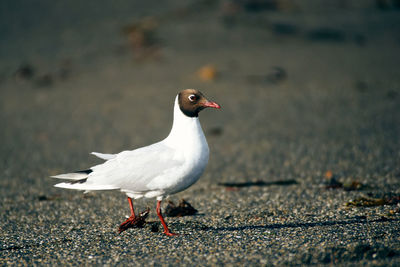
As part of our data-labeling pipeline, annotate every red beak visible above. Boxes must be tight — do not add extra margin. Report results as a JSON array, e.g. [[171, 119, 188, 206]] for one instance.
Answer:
[[203, 101, 221, 109]]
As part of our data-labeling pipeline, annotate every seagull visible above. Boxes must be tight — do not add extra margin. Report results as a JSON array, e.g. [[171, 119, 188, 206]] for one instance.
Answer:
[[51, 89, 221, 236]]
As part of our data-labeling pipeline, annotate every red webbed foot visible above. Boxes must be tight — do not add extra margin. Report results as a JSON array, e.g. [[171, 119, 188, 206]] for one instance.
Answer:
[[118, 208, 149, 233], [163, 231, 178, 236]]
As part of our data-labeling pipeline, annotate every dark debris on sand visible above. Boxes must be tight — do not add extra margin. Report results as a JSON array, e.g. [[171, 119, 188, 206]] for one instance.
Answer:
[[346, 196, 400, 207], [323, 170, 367, 191]]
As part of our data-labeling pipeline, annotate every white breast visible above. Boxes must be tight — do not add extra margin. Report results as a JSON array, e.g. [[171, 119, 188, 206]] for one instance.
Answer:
[[147, 96, 210, 195]]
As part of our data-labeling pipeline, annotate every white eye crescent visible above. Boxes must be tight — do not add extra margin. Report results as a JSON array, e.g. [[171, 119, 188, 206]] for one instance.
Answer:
[[188, 94, 197, 102]]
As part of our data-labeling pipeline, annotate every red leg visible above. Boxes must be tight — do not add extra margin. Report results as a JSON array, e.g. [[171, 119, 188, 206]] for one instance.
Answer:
[[119, 197, 137, 233], [156, 200, 177, 236], [128, 197, 135, 218]]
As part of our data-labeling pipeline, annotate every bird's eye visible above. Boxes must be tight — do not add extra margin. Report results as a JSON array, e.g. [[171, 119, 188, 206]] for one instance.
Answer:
[[188, 94, 197, 102]]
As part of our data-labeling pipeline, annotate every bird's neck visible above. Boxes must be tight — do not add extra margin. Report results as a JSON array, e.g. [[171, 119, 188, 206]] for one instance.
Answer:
[[163, 96, 206, 148]]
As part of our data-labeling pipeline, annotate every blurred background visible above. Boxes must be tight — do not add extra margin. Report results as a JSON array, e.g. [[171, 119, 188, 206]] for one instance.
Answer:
[[1, 0, 400, 265], [1, 0, 399, 189], [0, 0, 400, 188]]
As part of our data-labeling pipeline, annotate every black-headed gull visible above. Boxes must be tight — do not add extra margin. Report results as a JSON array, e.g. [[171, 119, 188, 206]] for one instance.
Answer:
[[51, 89, 220, 236]]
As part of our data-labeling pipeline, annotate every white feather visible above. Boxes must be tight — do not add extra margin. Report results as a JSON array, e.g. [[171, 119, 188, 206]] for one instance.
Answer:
[[91, 152, 116, 160], [50, 173, 89, 180], [54, 182, 118, 191]]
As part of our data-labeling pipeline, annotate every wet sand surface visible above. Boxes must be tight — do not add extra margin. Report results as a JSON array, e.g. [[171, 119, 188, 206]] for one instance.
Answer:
[[1, 1, 400, 265]]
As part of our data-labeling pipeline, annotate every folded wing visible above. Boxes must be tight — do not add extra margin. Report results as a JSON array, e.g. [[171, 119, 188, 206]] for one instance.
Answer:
[[53, 142, 184, 193]]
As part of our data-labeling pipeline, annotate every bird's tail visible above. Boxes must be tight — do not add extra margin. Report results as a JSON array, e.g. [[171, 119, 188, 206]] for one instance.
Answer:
[[51, 169, 91, 181], [50, 169, 118, 191], [51, 169, 91, 190]]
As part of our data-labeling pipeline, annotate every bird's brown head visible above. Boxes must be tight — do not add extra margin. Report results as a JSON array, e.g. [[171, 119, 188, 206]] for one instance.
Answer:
[[178, 89, 221, 118]]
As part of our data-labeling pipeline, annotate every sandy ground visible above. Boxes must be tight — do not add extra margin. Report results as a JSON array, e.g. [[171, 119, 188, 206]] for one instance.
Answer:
[[1, 0, 400, 265]]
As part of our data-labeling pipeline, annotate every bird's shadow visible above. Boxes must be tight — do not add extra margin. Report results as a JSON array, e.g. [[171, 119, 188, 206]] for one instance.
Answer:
[[198, 217, 397, 232], [218, 179, 298, 188]]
